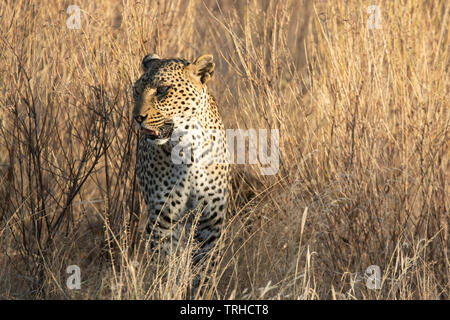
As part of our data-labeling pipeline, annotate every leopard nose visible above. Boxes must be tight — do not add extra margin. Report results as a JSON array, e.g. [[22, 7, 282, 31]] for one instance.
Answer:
[[134, 114, 147, 124]]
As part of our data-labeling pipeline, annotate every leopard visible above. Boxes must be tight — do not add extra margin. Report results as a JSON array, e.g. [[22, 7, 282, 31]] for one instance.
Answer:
[[132, 53, 229, 275]]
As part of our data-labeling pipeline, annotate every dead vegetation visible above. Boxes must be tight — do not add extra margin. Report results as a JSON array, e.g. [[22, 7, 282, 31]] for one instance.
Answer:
[[0, 0, 448, 299]]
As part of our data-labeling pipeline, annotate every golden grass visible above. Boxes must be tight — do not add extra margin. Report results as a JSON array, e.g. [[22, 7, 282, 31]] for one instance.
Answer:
[[0, 0, 448, 299]]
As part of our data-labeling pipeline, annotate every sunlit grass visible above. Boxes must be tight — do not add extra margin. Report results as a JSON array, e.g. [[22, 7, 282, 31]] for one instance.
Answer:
[[0, 0, 448, 299]]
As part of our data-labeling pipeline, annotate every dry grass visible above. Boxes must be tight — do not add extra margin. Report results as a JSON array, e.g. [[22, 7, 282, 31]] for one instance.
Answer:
[[0, 0, 448, 299]]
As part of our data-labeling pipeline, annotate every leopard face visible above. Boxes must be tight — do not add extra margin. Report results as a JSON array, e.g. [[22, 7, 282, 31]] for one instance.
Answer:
[[133, 54, 215, 145]]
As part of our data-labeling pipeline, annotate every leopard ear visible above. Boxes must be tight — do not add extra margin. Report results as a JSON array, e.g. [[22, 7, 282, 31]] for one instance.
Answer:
[[141, 53, 160, 72], [186, 54, 215, 85]]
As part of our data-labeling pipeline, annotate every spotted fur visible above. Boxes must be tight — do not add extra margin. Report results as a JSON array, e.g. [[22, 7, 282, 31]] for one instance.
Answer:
[[133, 54, 229, 266]]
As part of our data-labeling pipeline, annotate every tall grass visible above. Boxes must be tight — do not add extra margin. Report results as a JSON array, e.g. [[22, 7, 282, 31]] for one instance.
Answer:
[[0, 0, 448, 299]]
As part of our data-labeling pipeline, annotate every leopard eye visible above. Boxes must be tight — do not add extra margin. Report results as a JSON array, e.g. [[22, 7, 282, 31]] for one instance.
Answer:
[[133, 86, 140, 99], [156, 86, 170, 98]]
